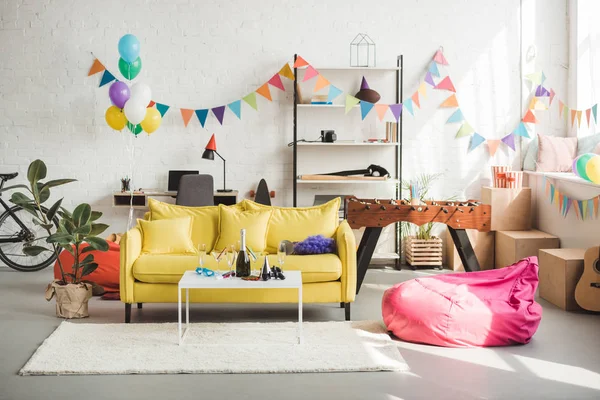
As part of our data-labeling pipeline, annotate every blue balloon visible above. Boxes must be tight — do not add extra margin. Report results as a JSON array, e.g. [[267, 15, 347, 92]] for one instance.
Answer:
[[118, 34, 140, 64]]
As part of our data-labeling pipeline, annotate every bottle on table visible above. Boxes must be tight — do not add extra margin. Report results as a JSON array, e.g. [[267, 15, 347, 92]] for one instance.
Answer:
[[236, 228, 251, 277]]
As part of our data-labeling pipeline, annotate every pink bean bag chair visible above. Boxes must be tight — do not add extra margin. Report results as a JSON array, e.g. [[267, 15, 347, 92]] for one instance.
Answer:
[[382, 257, 542, 347]]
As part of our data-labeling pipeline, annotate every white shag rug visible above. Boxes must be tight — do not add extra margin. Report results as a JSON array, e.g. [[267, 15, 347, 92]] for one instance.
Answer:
[[20, 320, 408, 375]]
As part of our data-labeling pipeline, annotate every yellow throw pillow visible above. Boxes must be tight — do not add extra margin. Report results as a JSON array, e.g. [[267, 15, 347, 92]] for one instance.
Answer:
[[138, 217, 196, 254], [244, 198, 341, 253], [214, 205, 273, 252], [148, 198, 244, 251]]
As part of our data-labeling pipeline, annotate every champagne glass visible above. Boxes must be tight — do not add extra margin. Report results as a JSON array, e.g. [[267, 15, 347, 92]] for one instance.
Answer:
[[226, 245, 236, 277], [277, 241, 287, 271], [212, 249, 224, 276], [197, 244, 206, 269]]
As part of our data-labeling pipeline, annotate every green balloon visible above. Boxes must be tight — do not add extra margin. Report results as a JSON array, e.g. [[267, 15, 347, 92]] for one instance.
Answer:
[[127, 121, 143, 135], [119, 57, 142, 80], [576, 153, 594, 181]]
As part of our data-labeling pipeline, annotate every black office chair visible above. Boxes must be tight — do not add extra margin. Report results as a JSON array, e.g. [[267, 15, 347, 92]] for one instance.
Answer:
[[176, 175, 214, 206]]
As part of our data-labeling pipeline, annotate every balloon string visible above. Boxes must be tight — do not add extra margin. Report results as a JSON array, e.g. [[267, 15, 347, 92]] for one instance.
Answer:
[[126, 132, 136, 232]]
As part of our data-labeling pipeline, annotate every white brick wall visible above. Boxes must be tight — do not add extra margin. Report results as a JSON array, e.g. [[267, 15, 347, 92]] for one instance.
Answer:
[[0, 0, 568, 237]]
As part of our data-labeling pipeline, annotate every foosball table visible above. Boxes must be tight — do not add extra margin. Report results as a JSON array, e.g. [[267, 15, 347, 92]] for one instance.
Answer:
[[345, 197, 492, 294]]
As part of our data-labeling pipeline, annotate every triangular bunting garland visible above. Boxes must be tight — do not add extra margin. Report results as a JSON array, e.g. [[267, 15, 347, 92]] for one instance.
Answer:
[[314, 75, 330, 92], [501, 133, 516, 151], [535, 85, 550, 97], [256, 83, 272, 101], [418, 82, 427, 98], [389, 104, 403, 121], [447, 109, 464, 123], [549, 89, 555, 105], [228, 100, 242, 119], [433, 50, 449, 65], [586, 109, 591, 126], [99, 70, 116, 87], [374, 104, 388, 121], [360, 101, 374, 120], [345, 95, 360, 113], [180, 109, 194, 127], [571, 109, 577, 126], [434, 76, 456, 92], [487, 140, 501, 157], [293, 56, 309, 68], [278, 63, 295, 80], [156, 103, 170, 117], [242, 93, 258, 110], [528, 97, 538, 110], [576, 110, 582, 127], [268, 74, 285, 91], [522, 110, 538, 124], [582, 200, 588, 220], [525, 72, 543, 86], [303, 66, 319, 82], [513, 122, 530, 138], [554, 189, 560, 206], [593, 104, 598, 123], [541, 72, 547, 85], [195, 109, 209, 127], [88, 59, 105, 76], [455, 122, 474, 138], [574, 200, 580, 219], [594, 197, 599, 218], [327, 85, 343, 103], [425, 72, 436, 87], [565, 198, 572, 217], [148, 100, 156, 108], [212, 106, 226, 125], [563, 105, 569, 121], [411, 91, 420, 108], [469, 133, 486, 151], [428, 62, 440, 77], [559, 100, 564, 116], [550, 185, 555, 204], [440, 94, 459, 108], [404, 98, 414, 116]]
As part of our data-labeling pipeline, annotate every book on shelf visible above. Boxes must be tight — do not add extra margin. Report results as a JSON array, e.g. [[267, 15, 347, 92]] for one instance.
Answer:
[[385, 122, 398, 143]]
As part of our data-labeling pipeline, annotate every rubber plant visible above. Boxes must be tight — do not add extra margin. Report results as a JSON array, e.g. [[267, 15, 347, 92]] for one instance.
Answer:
[[7, 160, 109, 318]]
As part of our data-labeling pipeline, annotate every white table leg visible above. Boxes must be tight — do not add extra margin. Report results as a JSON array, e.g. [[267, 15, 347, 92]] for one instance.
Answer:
[[178, 286, 182, 346], [298, 284, 303, 344]]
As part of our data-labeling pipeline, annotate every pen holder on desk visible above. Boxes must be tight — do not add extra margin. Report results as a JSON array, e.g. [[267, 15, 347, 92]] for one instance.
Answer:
[[409, 182, 420, 205], [120, 178, 131, 193]]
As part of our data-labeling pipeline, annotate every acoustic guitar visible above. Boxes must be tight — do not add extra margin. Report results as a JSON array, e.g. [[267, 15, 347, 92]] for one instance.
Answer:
[[575, 246, 600, 312]]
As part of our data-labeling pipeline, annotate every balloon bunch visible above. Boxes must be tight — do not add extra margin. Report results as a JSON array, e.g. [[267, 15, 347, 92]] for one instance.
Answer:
[[572, 153, 600, 184], [104, 34, 161, 136]]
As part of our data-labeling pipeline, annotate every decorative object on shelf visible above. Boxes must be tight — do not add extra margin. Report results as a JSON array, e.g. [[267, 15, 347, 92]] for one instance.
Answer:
[[120, 176, 131, 192], [544, 176, 600, 219], [320, 130, 337, 143], [201, 134, 232, 192], [350, 33, 376, 67], [504, 171, 523, 188], [572, 153, 600, 184], [354, 77, 381, 103], [310, 94, 331, 105], [491, 165, 510, 188], [302, 164, 390, 181]]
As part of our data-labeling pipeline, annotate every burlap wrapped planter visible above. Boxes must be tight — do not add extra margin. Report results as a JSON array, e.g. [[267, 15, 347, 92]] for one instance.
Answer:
[[45, 281, 93, 319]]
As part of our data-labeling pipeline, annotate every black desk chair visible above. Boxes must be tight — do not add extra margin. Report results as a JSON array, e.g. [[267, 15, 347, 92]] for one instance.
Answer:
[[176, 175, 214, 206]]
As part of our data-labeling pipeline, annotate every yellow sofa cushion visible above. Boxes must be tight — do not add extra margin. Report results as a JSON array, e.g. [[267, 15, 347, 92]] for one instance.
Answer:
[[138, 217, 196, 254], [214, 205, 273, 252], [244, 198, 341, 253], [132, 253, 342, 284], [148, 198, 244, 252]]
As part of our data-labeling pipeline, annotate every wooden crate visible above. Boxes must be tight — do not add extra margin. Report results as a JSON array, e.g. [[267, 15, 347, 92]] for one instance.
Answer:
[[405, 236, 443, 266]]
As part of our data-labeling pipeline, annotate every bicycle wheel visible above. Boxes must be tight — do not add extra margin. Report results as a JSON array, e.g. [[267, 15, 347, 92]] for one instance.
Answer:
[[0, 205, 59, 272]]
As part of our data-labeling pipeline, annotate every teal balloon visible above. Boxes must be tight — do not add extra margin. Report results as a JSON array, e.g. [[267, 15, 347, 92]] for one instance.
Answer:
[[119, 57, 142, 80], [127, 121, 143, 135], [118, 34, 140, 63], [576, 153, 595, 181]]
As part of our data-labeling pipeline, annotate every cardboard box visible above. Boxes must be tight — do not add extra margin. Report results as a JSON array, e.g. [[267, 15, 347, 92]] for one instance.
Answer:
[[444, 228, 495, 271], [495, 229, 559, 269], [538, 248, 586, 311], [481, 187, 532, 231]]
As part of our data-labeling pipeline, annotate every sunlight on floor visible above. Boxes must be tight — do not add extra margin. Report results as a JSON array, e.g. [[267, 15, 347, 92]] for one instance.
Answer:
[[513, 354, 600, 390]]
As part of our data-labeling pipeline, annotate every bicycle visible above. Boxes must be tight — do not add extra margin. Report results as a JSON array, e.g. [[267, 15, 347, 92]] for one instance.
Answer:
[[0, 172, 59, 271]]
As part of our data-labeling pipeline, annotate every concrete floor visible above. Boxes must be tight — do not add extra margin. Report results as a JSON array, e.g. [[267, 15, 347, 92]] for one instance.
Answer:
[[0, 266, 599, 400]]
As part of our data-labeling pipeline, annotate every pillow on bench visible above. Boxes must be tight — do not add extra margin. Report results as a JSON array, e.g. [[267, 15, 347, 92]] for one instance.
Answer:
[[536, 134, 577, 172]]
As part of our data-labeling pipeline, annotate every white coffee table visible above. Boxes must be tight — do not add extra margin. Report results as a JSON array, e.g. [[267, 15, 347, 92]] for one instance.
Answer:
[[177, 270, 303, 345]]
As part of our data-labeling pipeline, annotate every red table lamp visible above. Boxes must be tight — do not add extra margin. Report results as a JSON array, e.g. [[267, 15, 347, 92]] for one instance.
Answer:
[[201, 134, 232, 192]]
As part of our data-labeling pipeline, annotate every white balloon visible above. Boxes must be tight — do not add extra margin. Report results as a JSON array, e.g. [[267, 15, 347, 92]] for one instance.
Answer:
[[124, 100, 146, 125], [130, 83, 152, 106]]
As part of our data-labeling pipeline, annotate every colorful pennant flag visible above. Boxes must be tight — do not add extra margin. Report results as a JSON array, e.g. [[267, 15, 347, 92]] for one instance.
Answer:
[[279, 64, 295, 80], [212, 106, 226, 125], [228, 100, 242, 119], [522, 110, 538, 124], [576, 110, 582, 127], [513, 122, 530, 138], [440, 94, 459, 108], [487, 140, 501, 157], [535, 85, 550, 97], [447, 109, 464, 123], [501, 133, 516, 151], [314, 75, 330, 92], [293, 56, 309, 68], [195, 109, 209, 127], [327, 85, 343, 103], [435, 76, 456, 92], [404, 98, 414, 116], [433, 50, 449, 65], [303, 66, 319, 82], [268, 74, 285, 91], [429, 62, 440, 77], [242, 93, 258, 110], [374, 104, 388, 121], [559, 100, 564, 116], [156, 103, 170, 117], [360, 101, 374, 120], [411, 91, 420, 108], [525, 72, 543, 85], [549, 89, 555, 105], [256, 83, 272, 101], [99, 70, 116, 87], [418, 82, 427, 98], [148, 100, 156, 108], [550, 185, 555, 204], [594, 197, 599, 218], [586, 108, 591, 126], [345, 95, 360, 113], [88, 59, 105, 76], [563, 105, 569, 121], [455, 122, 474, 138], [389, 104, 403, 121], [593, 104, 598, 123], [469, 133, 486, 151], [571, 109, 577, 126], [180, 109, 194, 127], [425, 72, 436, 87], [582, 200, 588, 219]]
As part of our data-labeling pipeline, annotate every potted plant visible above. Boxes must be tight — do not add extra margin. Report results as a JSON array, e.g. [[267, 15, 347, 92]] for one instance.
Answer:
[[5, 160, 109, 318]]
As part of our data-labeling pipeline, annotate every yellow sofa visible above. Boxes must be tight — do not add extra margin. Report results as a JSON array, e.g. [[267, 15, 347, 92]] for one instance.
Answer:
[[120, 198, 357, 322]]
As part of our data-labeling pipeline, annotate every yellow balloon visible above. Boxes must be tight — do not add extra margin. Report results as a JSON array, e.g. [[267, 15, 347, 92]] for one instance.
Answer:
[[105, 106, 127, 130], [585, 155, 600, 184], [140, 107, 162, 134]]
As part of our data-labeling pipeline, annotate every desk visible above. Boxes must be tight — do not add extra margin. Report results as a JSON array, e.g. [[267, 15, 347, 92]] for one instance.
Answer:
[[112, 190, 239, 208]]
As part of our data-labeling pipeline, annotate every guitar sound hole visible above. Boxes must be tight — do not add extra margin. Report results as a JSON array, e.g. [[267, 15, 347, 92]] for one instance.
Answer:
[[594, 259, 600, 275]]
